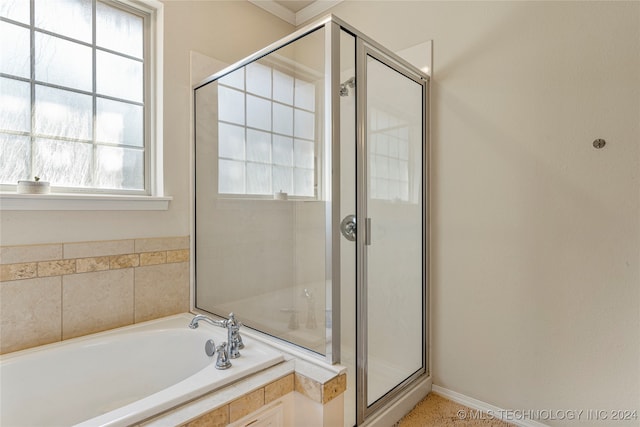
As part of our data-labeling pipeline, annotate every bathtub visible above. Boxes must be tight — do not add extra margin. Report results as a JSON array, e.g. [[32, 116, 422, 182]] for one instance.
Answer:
[[0, 313, 284, 427]]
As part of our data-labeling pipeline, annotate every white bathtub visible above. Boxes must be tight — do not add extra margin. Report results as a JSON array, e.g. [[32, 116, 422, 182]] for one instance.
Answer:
[[0, 313, 284, 427]]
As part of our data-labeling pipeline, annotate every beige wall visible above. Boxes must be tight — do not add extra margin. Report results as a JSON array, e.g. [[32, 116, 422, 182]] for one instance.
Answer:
[[323, 1, 640, 422], [0, 237, 190, 354], [0, 1, 293, 352], [0, 1, 294, 246]]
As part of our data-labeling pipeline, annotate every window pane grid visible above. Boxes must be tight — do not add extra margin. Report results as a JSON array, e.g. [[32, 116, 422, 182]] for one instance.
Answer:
[[0, 130, 142, 149], [1, 19, 144, 64], [225, 89, 316, 115], [0, 1, 147, 192], [217, 68, 316, 198], [218, 119, 314, 144], [0, 73, 145, 109]]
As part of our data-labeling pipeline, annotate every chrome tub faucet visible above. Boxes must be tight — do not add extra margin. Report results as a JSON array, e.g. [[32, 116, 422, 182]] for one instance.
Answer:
[[189, 313, 244, 359]]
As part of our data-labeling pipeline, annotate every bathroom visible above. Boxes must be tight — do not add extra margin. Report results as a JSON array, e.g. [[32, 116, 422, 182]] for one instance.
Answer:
[[0, 1, 638, 426]]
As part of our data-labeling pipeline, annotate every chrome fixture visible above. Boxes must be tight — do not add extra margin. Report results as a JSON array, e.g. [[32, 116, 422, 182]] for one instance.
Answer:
[[340, 76, 355, 97], [340, 214, 356, 241], [205, 339, 216, 357], [189, 313, 244, 359], [203, 337, 231, 369], [215, 342, 232, 369], [302, 288, 317, 329], [227, 313, 244, 357]]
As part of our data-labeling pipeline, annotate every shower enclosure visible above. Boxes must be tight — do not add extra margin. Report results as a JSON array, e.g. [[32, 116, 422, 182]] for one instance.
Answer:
[[194, 15, 429, 426]]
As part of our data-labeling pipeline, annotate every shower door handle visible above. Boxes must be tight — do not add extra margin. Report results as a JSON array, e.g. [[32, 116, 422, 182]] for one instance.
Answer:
[[340, 215, 372, 245], [340, 214, 356, 241]]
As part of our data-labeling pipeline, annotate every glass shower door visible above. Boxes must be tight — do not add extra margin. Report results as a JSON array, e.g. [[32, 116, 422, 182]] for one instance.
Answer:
[[357, 43, 427, 421]]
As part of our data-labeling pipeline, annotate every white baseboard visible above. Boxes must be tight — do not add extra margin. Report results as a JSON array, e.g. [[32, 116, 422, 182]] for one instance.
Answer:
[[432, 385, 548, 427]]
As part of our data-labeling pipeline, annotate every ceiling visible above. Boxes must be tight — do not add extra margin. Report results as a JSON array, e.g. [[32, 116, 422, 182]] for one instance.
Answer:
[[273, 0, 316, 13], [248, 0, 343, 26]]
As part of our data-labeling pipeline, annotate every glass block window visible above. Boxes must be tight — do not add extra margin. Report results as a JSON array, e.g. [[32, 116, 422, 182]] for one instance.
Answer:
[[0, 0, 148, 193], [369, 108, 412, 202], [217, 62, 317, 198]]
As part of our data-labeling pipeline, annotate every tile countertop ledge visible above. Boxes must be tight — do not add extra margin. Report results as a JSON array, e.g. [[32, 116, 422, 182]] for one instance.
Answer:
[[141, 357, 347, 426], [0, 193, 172, 211], [140, 361, 297, 426]]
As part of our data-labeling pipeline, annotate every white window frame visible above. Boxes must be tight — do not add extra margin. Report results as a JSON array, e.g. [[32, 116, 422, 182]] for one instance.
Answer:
[[0, 0, 168, 211]]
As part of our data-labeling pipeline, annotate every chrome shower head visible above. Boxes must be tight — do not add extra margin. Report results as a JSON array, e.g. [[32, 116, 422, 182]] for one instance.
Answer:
[[339, 77, 355, 97]]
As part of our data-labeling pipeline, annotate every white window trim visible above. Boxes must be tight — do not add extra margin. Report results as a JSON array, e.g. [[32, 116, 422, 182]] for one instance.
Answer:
[[0, 192, 171, 210], [0, 0, 166, 211], [138, 0, 164, 198]]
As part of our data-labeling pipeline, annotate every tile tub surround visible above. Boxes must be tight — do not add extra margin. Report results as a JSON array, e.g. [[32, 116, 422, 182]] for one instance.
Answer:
[[0, 237, 190, 354], [141, 358, 347, 427], [180, 374, 296, 426]]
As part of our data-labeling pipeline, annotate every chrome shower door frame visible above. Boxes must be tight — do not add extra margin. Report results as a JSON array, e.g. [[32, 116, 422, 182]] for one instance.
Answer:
[[194, 16, 343, 365], [193, 16, 430, 424], [354, 38, 430, 425]]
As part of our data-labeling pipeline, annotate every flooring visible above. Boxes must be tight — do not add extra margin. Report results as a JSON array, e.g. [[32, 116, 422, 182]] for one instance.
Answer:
[[398, 393, 513, 426]]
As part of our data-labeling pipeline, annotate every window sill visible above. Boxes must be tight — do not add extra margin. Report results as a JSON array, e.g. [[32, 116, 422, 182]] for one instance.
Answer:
[[0, 193, 172, 211]]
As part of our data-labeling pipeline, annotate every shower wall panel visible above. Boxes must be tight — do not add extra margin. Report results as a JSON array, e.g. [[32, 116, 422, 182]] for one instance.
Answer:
[[194, 27, 329, 355]]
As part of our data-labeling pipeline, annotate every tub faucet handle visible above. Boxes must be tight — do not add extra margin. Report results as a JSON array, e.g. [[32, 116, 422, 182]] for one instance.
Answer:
[[215, 342, 231, 370], [227, 313, 244, 358]]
